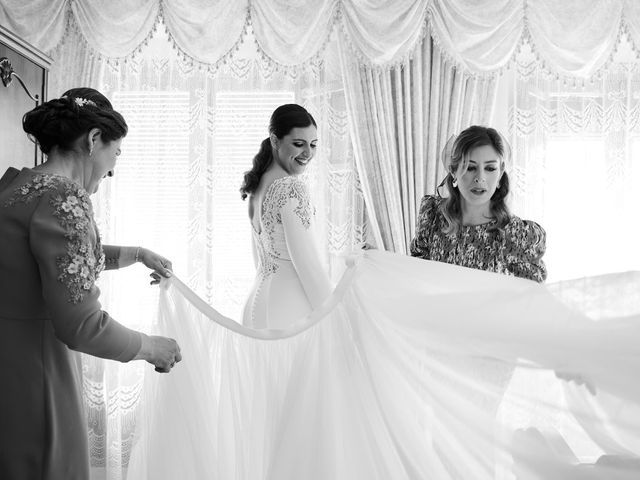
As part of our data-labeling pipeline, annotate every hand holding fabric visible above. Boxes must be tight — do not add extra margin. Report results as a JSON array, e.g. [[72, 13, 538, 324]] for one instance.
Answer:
[[134, 334, 182, 373], [138, 247, 173, 284]]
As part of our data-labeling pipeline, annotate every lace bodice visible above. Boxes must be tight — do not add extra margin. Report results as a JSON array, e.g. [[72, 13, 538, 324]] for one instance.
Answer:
[[253, 176, 314, 277], [244, 175, 332, 327]]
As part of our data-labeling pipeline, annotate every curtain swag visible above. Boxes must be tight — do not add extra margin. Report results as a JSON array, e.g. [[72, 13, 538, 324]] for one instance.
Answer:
[[2, 0, 640, 77]]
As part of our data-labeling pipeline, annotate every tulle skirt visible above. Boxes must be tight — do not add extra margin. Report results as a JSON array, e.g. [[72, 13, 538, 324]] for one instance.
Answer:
[[128, 250, 640, 479]]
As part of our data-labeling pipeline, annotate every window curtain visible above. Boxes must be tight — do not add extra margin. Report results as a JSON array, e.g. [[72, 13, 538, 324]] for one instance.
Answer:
[[339, 36, 496, 252], [5, 0, 640, 78], [507, 38, 640, 281], [496, 37, 640, 461]]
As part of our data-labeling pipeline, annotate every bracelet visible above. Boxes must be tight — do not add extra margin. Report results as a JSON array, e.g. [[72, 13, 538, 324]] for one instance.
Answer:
[[134, 247, 141, 262]]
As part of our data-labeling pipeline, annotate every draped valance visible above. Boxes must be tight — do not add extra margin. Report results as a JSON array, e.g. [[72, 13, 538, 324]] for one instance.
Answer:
[[1, 0, 639, 77]]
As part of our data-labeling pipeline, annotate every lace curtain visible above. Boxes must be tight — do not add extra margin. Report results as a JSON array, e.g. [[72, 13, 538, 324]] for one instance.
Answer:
[[47, 25, 366, 478], [507, 37, 640, 281]]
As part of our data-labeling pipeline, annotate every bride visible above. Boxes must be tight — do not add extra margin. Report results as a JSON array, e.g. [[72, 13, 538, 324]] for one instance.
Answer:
[[239, 104, 331, 329], [127, 105, 640, 480]]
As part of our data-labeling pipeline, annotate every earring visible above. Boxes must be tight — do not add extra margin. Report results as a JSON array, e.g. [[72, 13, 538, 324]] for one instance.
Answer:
[[89, 146, 94, 157], [452, 178, 458, 188]]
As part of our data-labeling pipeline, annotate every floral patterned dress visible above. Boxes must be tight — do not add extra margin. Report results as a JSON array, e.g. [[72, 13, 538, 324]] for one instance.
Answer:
[[410, 195, 547, 283], [0, 168, 142, 480]]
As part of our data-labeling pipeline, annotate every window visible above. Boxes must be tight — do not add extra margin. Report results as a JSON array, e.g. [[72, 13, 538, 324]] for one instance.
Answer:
[[110, 91, 190, 262], [508, 64, 640, 281], [542, 138, 606, 280], [542, 137, 640, 280], [96, 91, 191, 329]]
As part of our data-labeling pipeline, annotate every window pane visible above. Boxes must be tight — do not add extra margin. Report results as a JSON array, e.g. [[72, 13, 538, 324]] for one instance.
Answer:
[[543, 138, 606, 280], [95, 91, 191, 329], [543, 137, 640, 280]]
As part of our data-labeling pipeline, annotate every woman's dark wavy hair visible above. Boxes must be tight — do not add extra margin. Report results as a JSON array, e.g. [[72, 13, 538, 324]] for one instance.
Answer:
[[440, 125, 510, 235], [22, 87, 127, 155], [240, 104, 316, 200]]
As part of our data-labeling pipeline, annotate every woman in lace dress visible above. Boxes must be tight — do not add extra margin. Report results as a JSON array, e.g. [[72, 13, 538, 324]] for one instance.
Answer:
[[0, 88, 182, 480], [240, 104, 332, 329], [410, 125, 546, 282]]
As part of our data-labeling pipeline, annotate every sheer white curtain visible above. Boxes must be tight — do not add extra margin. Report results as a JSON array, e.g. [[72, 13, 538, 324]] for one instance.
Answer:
[[339, 35, 496, 252], [506, 37, 640, 281], [488, 36, 640, 465]]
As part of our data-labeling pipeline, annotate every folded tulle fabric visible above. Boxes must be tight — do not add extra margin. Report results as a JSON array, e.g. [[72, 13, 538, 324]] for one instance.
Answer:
[[128, 250, 640, 479]]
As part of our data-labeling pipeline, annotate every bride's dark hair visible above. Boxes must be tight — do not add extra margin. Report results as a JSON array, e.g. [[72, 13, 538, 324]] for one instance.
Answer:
[[240, 104, 316, 200]]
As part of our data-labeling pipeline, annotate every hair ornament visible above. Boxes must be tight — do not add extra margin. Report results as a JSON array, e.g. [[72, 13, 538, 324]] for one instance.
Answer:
[[73, 97, 97, 108]]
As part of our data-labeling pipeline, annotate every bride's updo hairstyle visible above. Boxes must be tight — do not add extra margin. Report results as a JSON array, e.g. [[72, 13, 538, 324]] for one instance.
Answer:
[[240, 103, 316, 200], [22, 87, 127, 155]]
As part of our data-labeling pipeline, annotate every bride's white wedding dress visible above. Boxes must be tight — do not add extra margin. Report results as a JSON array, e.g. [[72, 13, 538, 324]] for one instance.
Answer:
[[128, 176, 640, 479], [242, 176, 332, 329]]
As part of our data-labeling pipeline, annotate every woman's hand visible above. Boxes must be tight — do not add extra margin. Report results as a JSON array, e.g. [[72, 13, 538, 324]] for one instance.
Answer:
[[138, 247, 173, 284], [135, 334, 182, 373]]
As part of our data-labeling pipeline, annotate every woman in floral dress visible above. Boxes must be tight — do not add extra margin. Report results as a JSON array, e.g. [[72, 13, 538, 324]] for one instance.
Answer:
[[0, 88, 182, 480], [410, 125, 546, 282], [410, 125, 547, 429]]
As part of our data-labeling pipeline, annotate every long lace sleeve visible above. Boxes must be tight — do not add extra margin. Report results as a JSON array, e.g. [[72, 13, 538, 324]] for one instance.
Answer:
[[279, 178, 332, 309], [28, 180, 141, 361]]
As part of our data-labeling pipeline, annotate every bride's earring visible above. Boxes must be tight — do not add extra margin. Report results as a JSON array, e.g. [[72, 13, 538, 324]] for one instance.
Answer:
[[452, 177, 458, 188]]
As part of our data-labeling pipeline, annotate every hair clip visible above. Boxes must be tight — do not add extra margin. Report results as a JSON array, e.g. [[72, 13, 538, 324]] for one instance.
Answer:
[[74, 97, 97, 108]]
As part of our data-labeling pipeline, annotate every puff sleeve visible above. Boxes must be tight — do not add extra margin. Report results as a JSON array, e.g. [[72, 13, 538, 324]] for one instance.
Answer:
[[410, 195, 438, 259], [504, 220, 548, 283]]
